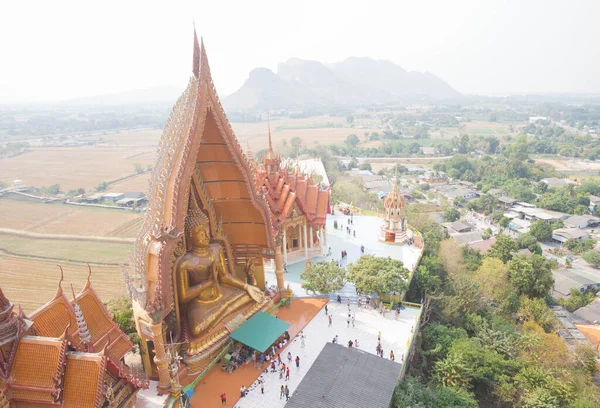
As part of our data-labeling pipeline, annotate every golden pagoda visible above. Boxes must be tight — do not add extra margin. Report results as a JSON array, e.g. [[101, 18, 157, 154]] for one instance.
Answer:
[[122, 30, 289, 392], [379, 174, 408, 244]]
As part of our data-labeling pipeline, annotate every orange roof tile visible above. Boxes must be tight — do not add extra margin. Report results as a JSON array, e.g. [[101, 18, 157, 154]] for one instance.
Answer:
[[62, 352, 105, 408], [9, 336, 66, 404], [29, 289, 78, 342], [304, 185, 318, 215], [76, 285, 133, 362]]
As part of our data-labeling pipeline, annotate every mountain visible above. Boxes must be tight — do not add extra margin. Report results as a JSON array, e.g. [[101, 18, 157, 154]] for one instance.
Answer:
[[223, 57, 460, 111], [58, 85, 182, 106]]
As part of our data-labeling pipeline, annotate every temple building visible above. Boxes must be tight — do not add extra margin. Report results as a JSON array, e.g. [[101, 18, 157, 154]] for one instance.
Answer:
[[255, 126, 330, 263], [0, 273, 146, 407], [379, 177, 409, 244], [122, 30, 296, 394]]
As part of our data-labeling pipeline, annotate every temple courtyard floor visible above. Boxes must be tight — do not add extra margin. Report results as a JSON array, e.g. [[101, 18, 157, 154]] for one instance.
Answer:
[[265, 213, 422, 303], [181, 298, 419, 408]]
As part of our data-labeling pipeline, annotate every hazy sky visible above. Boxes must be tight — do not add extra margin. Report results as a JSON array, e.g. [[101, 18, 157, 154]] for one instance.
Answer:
[[1, 0, 599, 103]]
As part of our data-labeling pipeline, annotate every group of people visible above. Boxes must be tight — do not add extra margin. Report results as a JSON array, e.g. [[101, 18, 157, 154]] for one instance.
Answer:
[[231, 329, 303, 404]]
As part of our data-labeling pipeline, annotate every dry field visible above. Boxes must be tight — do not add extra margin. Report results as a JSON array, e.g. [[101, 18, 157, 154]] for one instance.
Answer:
[[535, 157, 600, 172], [0, 256, 126, 314], [0, 200, 143, 238], [0, 146, 156, 191], [462, 121, 515, 139], [106, 173, 151, 194], [0, 233, 131, 264], [232, 117, 380, 151], [92, 128, 162, 147]]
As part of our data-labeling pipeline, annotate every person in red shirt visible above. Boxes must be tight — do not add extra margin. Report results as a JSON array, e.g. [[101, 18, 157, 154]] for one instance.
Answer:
[[277, 353, 282, 365], [286, 367, 290, 381], [220, 392, 226, 405], [295, 356, 300, 368]]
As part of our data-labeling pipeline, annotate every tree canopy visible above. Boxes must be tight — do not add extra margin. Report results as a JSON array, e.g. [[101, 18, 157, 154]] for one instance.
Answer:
[[508, 254, 555, 299], [347, 255, 410, 296], [300, 260, 346, 294], [530, 220, 553, 242]]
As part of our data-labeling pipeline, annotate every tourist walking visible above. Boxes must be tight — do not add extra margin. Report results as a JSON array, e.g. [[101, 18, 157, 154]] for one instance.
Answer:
[[300, 331, 305, 347], [277, 353, 282, 365], [287, 351, 292, 364], [220, 392, 226, 405], [351, 314, 355, 327], [378, 331, 381, 342], [285, 385, 290, 401], [286, 367, 290, 381], [328, 315, 332, 327], [347, 315, 350, 327], [355, 339, 359, 348], [390, 350, 395, 361], [280, 385, 285, 399], [261, 381, 265, 394], [347, 298, 351, 310], [240, 385, 246, 398], [295, 356, 300, 368], [348, 339, 353, 348], [325, 304, 328, 315]]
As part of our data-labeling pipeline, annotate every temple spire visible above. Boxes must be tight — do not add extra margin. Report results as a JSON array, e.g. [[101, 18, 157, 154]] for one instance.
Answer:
[[192, 27, 200, 78], [71, 284, 92, 351], [0, 287, 13, 321], [267, 113, 274, 154], [393, 164, 400, 191]]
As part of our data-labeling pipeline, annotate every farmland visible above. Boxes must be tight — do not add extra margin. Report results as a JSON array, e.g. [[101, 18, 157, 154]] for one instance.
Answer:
[[0, 256, 125, 314]]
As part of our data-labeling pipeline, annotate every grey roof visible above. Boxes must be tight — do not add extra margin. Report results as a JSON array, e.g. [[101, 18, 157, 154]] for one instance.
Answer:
[[451, 231, 483, 244], [564, 215, 600, 229], [447, 221, 474, 233], [573, 298, 600, 323], [286, 343, 401, 408]]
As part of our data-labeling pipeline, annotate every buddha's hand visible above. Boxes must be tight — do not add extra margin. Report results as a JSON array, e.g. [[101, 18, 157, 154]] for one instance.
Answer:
[[245, 284, 264, 302]]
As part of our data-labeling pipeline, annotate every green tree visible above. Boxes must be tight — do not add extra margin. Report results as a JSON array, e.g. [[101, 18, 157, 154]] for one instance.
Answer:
[[346, 114, 354, 124], [499, 216, 510, 228], [394, 376, 478, 408], [345, 134, 360, 146], [558, 288, 596, 312], [358, 162, 372, 171], [96, 181, 108, 192], [40, 184, 60, 195], [105, 296, 140, 346], [487, 234, 518, 263], [443, 207, 460, 222], [300, 261, 346, 294], [530, 221, 553, 242], [574, 204, 589, 215], [347, 255, 410, 297], [583, 250, 600, 267], [290, 136, 303, 155], [509, 255, 554, 299]]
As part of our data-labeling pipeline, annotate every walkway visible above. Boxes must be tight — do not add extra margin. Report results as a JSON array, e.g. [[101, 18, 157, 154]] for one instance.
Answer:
[[233, 301, 419, 408]]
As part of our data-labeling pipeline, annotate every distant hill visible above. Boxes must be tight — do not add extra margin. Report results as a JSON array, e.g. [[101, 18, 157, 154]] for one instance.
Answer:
[[59, 85, 182, 106], [224, 57, 461, 111]]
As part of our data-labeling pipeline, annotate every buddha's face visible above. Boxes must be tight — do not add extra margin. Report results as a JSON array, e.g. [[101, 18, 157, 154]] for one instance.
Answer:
[[189, 225, 209, 248]]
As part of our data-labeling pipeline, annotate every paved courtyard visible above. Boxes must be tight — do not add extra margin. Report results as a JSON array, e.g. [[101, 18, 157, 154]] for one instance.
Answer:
[[232, 301, 420, 408], [265, 213, 422, 299]]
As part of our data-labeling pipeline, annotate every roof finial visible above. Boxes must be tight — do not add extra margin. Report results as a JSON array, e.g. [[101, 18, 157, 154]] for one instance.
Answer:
[[394, 164, 400, 190], [192, 26, 200, 78], [57, 265, 64, 290], [267, 112, 273, 154]]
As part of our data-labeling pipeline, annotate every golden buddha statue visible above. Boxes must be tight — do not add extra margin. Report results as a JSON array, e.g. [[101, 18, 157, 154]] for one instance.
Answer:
[[176, 209, 263, 338]]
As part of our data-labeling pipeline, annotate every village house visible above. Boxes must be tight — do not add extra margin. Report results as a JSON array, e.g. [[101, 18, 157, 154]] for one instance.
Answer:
[[552, 228, 590, 244], [563, 215, 600, 229]]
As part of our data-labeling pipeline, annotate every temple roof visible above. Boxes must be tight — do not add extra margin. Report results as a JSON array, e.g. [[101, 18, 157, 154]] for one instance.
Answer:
[[9, 336, 67, 405], [62, 351, 106, 408], [257, 163, 330, 227], [30, 280, 133, 362]]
